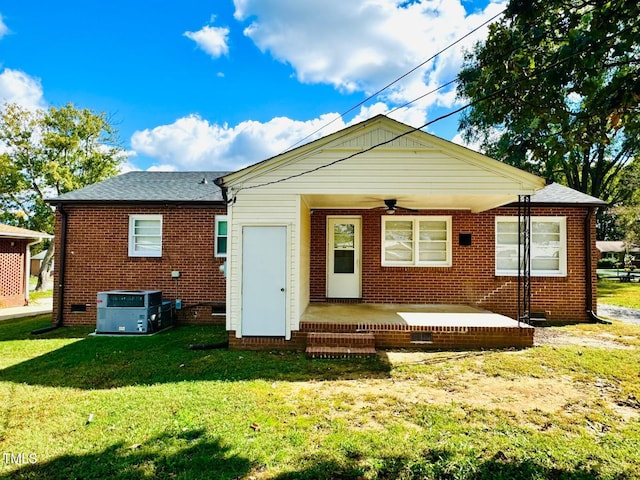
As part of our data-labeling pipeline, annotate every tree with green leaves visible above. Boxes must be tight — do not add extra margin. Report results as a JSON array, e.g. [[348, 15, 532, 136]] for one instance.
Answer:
[[456, 0, 640, 238], [0, 102, 124, 290]]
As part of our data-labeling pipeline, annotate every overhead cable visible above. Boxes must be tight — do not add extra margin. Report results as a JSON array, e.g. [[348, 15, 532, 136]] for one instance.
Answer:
[[281, 8, 507, 152]]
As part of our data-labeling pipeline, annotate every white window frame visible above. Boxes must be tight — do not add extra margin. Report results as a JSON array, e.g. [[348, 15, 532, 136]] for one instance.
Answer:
[[495, 216, 567, 277], [215, 215, 228, 258], [381, 216, 452, 267], [128, 214, 162, 257]]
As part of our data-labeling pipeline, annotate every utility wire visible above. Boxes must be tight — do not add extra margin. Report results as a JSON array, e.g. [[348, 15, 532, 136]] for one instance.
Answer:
[[280, 8, 507, 153], [384, 78, 458, 117], [230, 21, 636, 196]]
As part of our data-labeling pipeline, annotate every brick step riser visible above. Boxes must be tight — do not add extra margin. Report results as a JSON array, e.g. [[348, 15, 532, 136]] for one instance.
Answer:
[[305, 346, 377, 359], [306, 333, 376, 349], [307, 353, 377, 359]]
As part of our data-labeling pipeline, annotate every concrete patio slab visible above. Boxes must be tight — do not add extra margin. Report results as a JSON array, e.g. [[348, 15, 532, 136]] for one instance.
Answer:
[[301, 303, 529, 328]]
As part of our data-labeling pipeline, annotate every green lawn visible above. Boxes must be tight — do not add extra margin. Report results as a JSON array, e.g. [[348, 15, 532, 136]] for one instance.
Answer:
[[0, 314, 639, 479], [598, 278, 640, 309]]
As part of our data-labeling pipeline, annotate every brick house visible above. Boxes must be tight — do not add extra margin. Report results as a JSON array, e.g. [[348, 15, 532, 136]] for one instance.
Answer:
[[0, 224, 52, 308], [49, 115, 606, 351]]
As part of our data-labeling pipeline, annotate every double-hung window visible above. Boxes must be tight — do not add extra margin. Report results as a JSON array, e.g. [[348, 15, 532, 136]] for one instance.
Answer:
[[382, 216, 452, 267], [495, 216, 567, 276], [128, 215, 162, 257], [215, 215, 228, 257]]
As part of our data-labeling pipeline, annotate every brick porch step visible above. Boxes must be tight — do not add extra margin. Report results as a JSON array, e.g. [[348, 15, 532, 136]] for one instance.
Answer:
[[305, 345, 377, 359], [305, 332, 377, 358]]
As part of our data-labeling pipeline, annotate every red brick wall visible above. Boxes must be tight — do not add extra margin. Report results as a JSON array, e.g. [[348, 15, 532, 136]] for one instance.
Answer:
[[0, 239, 27, 308], [52, 205, 227, 326], [311, 206, 595, 322]]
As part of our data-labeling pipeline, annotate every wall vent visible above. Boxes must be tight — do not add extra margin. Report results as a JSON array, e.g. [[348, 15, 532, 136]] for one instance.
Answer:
[[410, 332, 433, 343]]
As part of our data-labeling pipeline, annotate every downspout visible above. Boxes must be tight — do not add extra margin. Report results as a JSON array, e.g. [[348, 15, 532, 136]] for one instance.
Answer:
[[189, 176, 230, 350], [584, 207, 611, 324], [31, 203, 68, 334]]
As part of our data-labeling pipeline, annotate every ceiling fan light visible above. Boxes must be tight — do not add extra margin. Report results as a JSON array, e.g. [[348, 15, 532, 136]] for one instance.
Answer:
[[384, 198, 397, 215]]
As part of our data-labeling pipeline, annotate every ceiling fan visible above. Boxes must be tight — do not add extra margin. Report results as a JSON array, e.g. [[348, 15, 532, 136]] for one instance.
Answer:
[[379, 199, 418, 215]]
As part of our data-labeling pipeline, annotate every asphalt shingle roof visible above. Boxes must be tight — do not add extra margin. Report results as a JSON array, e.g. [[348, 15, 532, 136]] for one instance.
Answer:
[[530, 182, 607, 206], [49, 171, 606, 207], [49, 171, 230, 203], [0, 224, 52, 239]]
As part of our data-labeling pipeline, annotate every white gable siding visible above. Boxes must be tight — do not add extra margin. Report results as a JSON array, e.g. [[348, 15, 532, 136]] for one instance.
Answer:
[[331, 127, 428, 149], [229, 150, 537, 200]]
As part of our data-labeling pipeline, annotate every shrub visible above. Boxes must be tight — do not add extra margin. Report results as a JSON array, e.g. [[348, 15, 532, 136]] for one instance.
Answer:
[[598, 257, 620, 269]]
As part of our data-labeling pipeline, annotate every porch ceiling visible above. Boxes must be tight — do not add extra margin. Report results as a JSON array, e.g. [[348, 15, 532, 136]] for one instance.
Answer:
[[303, 193, 520, 213]]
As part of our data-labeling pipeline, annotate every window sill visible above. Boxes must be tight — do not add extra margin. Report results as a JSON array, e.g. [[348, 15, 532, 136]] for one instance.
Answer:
[[495, 273, 567, 278], [382, 264, 452, 268]]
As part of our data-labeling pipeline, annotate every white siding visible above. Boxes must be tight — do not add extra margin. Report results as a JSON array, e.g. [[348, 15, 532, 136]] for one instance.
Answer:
[[227, 192, 300, 338], [297, 197, 311, 330], [230, 150, 538, 198]]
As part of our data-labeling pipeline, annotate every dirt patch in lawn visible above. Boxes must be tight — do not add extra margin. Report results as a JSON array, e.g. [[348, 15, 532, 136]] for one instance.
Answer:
[[304, 373, 583, 414], [289, 329, 639, 424], [534, 326, 634, 349]]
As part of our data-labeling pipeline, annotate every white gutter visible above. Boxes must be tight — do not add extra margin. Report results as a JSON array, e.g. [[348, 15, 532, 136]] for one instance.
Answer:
[[24, 238, 44, 304]]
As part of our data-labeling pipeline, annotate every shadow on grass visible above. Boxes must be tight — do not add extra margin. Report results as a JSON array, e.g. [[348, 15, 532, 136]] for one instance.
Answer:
[[0, 321, 390, 389], [7, 429, 251, 480], [272, 449, 608, 480], [0, 316, 93, 341]]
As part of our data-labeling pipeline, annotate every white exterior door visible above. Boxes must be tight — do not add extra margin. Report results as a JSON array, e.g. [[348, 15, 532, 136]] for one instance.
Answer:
[[327, 217, 361, 298], [242, 226, 287, 336]]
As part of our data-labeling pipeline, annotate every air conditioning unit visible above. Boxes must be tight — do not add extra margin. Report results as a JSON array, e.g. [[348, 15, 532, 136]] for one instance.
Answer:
[[96, 290, 173, 334]]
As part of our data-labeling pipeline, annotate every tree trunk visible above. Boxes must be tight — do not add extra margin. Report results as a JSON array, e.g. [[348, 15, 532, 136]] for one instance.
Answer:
[[35, 244, 55, 291]]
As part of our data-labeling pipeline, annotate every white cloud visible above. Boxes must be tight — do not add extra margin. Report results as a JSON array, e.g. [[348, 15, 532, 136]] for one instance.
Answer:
[[184, 24, 230, 59], [147, 164, 178, 172], [130, 103, 443, 172], [233, 0, 506, 112], [133, 1, 507, 171], [0, 14, 9, 39], [451, 131, 481, 152], [0, 68, 46, 110], [131, 113, 356, 171]]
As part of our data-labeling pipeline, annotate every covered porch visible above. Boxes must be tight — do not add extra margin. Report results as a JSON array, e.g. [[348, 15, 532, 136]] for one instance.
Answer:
[[218, 115, 546, 350]]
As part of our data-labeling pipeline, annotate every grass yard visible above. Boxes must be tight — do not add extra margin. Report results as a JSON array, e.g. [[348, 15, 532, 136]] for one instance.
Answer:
[[598, 278, 640, 309], [0, 315, 638, 479]]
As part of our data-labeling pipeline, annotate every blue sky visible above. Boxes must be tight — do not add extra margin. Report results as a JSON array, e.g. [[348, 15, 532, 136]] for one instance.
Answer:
[[0, 0, 504, 173]]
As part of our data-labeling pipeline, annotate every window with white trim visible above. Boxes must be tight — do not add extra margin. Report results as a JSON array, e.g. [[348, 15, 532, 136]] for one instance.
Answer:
[[495, 216, 567, 276], [215, 215, 228, 257], [382, 216, 452, 267], [128, 215, 162, 257]]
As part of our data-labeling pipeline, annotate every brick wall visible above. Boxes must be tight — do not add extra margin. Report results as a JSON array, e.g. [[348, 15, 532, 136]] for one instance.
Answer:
[[52, 204, 227, 326], [299, 322, 534, 350], [0, 239, 27, 308], [311, 206, 595, 322]]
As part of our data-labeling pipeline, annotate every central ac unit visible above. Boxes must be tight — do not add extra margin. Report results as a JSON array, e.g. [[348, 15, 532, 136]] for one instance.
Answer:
[[96, 290, 173, 334]]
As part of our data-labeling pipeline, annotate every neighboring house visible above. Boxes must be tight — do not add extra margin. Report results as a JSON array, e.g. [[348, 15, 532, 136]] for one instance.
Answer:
[[0, 224, 52, 308], [596, 241, 640, 271], [596, 241, 639, 259], [30, 251, 54, 276], [48, 115, 606, 351]]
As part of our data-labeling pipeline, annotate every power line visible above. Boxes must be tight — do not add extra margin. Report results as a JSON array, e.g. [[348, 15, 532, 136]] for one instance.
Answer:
[[229, 21, 635, 197], [384, 78, 458, 116], [280, 8, 507, 153]]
